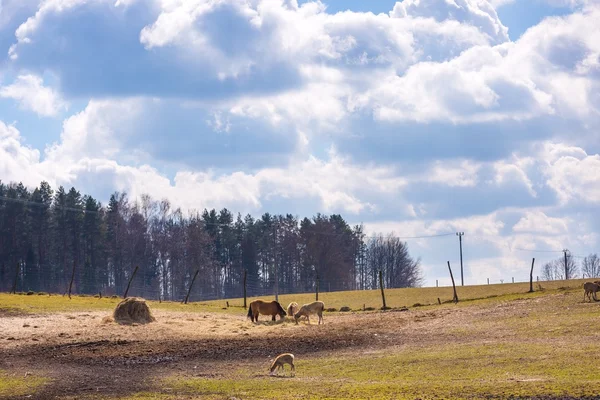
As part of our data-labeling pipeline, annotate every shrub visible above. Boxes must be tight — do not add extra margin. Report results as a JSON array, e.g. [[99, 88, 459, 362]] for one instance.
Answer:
[[339, 306, 352, 312]]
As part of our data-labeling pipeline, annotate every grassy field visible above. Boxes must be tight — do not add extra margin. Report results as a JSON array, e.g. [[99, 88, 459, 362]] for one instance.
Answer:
[[204, 278, 590, 310], [0, 370, 46, 398], [2, 279, 600, 399], [0, 279, 588, 315]]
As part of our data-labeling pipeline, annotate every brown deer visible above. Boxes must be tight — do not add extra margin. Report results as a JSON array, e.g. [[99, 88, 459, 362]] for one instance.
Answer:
[[269, 353, 295, 377], [583, 282, 600, 302], [287, 302, 299, 317], [294, 301, 325, 325]]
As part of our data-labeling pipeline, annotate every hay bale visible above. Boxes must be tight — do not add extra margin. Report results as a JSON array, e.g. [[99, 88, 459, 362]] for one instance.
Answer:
[[113, 297, 156, 325]]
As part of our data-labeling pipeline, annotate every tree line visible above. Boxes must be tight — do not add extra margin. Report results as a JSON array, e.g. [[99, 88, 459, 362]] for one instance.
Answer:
[[542, 253, 600, 281], [0, 180, 423, 300]]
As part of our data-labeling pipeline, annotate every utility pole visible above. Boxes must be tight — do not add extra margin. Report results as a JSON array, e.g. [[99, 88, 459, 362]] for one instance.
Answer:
[[456, 232, 465, 286], [563, 249, 569, 280]]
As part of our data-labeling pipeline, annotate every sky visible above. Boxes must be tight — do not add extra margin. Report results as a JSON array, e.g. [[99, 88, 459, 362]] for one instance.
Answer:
[[0, 0, 599, 287]]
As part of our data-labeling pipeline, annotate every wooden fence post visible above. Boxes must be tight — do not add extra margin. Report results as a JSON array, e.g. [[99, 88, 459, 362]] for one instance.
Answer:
[[11, 262, 20, 294], [123, 265, 139, 299], [529, 258, 535, 293], [243, 269, 247, 309], [184, 269, 200, 304], [67, 259, 77, 299], [316, 273, 319, 301], [447, 261, 459, 303], [379, 270, 387, 309]]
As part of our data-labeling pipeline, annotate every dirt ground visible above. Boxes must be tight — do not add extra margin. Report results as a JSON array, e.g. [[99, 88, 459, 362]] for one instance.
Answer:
[[0, 293, 597, 399]]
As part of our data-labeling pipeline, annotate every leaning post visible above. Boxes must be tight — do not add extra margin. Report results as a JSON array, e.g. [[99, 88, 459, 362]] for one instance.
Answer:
[[184, 269, 200, 304], [528, 258, 535, 293], [379, 270, 387, 309], [123, 265, 139, 299], [447, 261, 459, 303]]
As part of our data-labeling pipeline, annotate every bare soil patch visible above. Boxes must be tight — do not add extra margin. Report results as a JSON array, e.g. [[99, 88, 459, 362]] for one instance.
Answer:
[[0, 307, 28, 318]]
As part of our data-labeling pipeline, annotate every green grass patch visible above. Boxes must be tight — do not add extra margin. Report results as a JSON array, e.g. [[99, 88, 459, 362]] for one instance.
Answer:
[[0, 279, 590, 316], [163, 341, 600, 399], [0, 293, 243, 315], [205, 279, 590, 311], [0, 370, 47, 397]]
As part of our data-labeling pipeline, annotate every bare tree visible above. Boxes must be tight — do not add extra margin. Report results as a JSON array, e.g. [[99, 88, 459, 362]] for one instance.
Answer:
[[366, 233, 423, 288], [542, 256, 578, 281], [582, 253, 600, 279]]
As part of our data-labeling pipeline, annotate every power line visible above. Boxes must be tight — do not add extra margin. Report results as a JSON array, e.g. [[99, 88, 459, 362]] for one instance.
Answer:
[[513, 247, 565, 253]]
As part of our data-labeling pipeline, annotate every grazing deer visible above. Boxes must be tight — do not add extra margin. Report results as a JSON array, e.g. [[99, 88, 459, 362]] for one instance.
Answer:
[[287, 302, 299, 317], [294, 301, 325, 325], [583, 282, 600, 302], [269, 353, 295, 377]]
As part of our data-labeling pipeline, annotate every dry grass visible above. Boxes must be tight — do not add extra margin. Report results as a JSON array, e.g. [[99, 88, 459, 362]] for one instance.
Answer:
[[113, 297, 156, 325]]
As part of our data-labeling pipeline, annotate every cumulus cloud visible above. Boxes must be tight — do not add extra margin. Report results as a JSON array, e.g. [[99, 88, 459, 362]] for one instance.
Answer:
[[0, 120, 46, 187], [492, 155, 537, 197], [541, 143, 600, 205], [512, 210, 569, 234], [0, 117, 407, 216], [422, 159, 481, 187], [391, 0, 509, 44], [0, 74, 67, 116], [1, 0, 600, 287]]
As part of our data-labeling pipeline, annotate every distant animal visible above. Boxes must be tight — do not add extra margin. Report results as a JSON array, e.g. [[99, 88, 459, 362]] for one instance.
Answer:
[[294, 300, 325, 325], [583, 282, 600, 302], [269, 353, 295, 377], [247, 299, 287, 322], [287, 302, 299, 317]]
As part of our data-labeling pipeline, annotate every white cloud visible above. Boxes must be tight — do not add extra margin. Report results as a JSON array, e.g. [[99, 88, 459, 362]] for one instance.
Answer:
[[257, 147, 407, 214], [364, 211, 506, 239], [0, 120, 47, 187], [1, 0, 600, 288], [11, 0, 89, 58], [0, 116, 407, 216], [541, 143, 600, 205], [422, 159, 480, 187], [391, 0, 509, 44], [513, 210, 569, 234], [0, 74, 67, 116], [44, 99, 142, 162], [492, 155, 537, 197]]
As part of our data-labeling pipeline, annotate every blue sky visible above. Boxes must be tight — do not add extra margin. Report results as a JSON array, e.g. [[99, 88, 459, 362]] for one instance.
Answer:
[[1, 0, 599, 287]]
